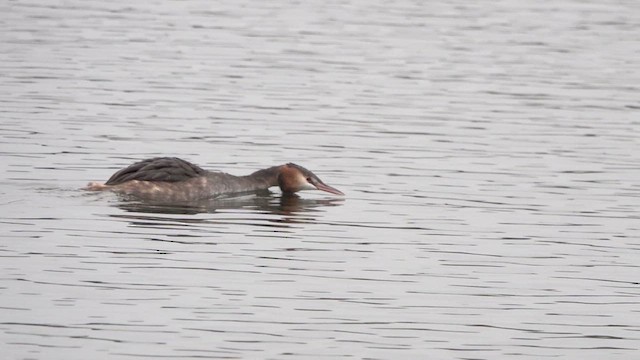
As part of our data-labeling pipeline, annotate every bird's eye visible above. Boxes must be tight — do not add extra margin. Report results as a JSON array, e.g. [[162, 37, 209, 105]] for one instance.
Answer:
[[306, 177, 312, 182]]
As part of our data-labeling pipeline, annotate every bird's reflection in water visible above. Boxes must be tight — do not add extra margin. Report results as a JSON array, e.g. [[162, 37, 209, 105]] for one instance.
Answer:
[[108, 191, 344, 228]]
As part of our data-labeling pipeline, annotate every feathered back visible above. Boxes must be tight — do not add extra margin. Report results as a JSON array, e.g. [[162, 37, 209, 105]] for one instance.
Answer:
[[105, 157, 206, 185]]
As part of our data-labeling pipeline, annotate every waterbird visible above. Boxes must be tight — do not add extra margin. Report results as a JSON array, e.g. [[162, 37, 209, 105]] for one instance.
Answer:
[[86, 157, 344, 202]]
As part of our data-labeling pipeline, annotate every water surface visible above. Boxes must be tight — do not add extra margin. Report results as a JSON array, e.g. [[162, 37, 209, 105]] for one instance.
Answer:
[[1, 0, 639, 359]]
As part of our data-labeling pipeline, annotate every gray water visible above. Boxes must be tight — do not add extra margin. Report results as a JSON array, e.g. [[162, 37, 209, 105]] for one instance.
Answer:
[[1, 0, 639, 359]]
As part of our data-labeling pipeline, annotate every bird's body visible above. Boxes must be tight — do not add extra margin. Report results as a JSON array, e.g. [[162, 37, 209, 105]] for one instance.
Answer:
[[86, 157, 343, 202]]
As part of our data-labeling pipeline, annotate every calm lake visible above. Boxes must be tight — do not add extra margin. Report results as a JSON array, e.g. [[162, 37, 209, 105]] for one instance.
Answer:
[[1, 0, 639, 359]]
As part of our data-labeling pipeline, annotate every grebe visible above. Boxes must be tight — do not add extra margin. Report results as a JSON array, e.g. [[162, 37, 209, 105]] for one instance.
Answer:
[[86, 157, 344, 202]]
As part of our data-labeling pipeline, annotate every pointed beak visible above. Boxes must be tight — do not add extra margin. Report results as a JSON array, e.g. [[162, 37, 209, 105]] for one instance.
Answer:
[[314, 181, 344, 196]]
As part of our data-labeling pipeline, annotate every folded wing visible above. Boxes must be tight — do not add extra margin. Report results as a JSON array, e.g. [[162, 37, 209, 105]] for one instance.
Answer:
[[105, 157, 206, 185]]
